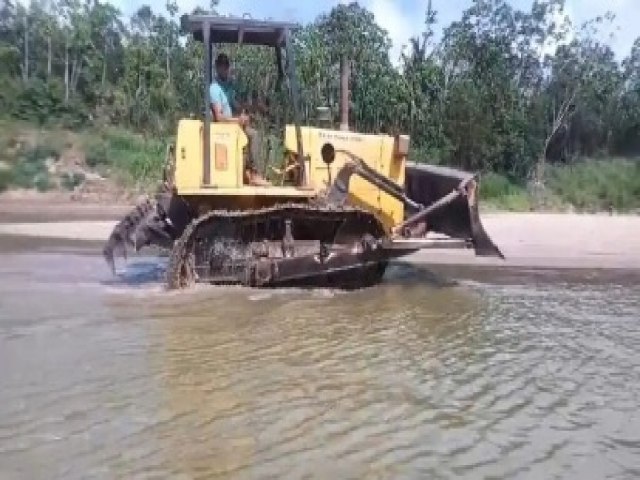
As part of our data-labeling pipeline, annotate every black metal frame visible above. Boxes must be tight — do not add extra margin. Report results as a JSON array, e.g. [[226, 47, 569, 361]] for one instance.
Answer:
[[181, 14, 305, 186]]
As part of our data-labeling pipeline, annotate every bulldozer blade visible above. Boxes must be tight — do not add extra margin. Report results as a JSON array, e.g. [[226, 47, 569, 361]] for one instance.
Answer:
[[404, 163, 504, 259]]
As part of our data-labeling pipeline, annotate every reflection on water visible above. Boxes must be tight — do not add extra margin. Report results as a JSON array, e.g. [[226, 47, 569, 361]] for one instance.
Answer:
[[0, 252, 639, 479]]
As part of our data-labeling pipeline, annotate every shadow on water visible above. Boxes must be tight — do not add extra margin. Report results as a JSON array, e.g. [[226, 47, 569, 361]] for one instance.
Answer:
[[385, 261, 459, 288], [102, 257, 459, 292], [101, 258, 168, 288]]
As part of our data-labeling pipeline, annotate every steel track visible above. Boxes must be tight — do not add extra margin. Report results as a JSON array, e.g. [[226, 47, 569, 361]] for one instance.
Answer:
[[165, 202, 389, 290]]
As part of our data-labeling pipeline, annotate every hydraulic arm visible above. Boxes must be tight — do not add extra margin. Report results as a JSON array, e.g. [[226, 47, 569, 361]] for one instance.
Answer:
[[321, 145, 504, 259]]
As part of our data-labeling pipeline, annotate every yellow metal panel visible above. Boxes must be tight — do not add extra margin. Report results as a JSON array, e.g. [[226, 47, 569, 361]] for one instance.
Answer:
[[283, 125, 313, 179], [178, 186, 316, 197], [315, 129, 382, 218], [175, 119, 247, 192], [209, 124, 246, 188], [175, 119, 202, 192], [285, 125, 409, 232], [175, 122, 408, 233]]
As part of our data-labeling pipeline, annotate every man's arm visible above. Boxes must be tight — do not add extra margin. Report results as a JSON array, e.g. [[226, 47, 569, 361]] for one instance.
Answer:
[[210, 83, 248, 125], [211, 101, 248, 126]]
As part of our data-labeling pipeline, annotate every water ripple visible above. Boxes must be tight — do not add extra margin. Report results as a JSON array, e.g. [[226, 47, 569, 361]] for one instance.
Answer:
[[1, 253, 639, 478]]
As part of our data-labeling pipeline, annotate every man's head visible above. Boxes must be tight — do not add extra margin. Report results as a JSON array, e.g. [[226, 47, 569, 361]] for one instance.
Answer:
[[215, 53, 230, 81]]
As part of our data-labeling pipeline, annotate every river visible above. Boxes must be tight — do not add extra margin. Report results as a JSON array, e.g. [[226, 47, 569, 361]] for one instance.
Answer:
[[0, 239, 639, 479]]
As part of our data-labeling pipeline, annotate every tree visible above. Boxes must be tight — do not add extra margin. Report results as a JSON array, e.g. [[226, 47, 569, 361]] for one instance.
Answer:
[[0, 0, 636, 179]]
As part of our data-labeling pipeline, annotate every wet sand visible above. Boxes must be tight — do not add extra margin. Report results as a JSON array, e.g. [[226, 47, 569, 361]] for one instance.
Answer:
[[0, 202, 638, 270], [0, 199, 132, 223], [407, 212, 640, 270]]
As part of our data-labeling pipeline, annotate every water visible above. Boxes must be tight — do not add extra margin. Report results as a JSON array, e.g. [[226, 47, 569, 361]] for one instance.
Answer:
[[1, 245, 639, 479]]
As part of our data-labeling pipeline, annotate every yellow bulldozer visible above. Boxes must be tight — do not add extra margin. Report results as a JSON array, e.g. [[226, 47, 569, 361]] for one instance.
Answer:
[[103, 14, 503, 289]]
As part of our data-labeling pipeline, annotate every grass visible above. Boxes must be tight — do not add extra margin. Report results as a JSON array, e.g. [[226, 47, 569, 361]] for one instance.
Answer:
[[61, 171, 86, 191], [477, 159, 640, 213], [479, 172, 533, 212], [0, 143, 57, 193], [0, 119, 167, 195], [547, 158, 640, 212], [81, 127, 167, 191], [0, 118, 69, 193]]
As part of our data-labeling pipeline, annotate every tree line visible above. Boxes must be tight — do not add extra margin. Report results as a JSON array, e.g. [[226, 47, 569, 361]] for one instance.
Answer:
[[1, 0, 639, 184]]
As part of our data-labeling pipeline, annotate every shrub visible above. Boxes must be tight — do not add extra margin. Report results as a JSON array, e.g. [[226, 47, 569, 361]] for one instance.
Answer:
[[0, 168, 11, 192], [34, 172, 52, 192], [547, 159, 640, 212], [480, 172, 523, 199], [61, 172, 86, 190]]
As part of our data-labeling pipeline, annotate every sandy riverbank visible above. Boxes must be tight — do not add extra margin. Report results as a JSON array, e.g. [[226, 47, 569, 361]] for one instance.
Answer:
[[0, 200, 638, 270], [405, 212, 640, 270], [0, 198, 133, 223]]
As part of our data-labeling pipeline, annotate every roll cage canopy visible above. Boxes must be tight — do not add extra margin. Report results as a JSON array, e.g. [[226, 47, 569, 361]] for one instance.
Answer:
[[179, 14, 305, 185], [179, 14, 300, 46]]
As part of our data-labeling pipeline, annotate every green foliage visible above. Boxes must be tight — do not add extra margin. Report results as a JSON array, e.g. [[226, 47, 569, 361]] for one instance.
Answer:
[[84, 140, 109, 168], [478, 161, 640, 213], [61, 171, 85, 190], [0, 0, 638, 211], [0, 168, 11, 192], [479, 173, 532, 212], [82, 128, 165, 189], [8, 144, 56, 190], [547, 159, 640, 212], [480, 172, 524, 199], [34, 172, 52, 192]]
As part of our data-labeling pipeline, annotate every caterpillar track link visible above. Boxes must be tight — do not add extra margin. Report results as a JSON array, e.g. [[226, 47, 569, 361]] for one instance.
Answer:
[[165, 203, 393, 290], [102, 193, 176, 274]]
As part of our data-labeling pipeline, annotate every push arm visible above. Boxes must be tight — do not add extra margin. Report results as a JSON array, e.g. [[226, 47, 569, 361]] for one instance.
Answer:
[[323, 149, 424, 212], [321, 147, 504, 258]]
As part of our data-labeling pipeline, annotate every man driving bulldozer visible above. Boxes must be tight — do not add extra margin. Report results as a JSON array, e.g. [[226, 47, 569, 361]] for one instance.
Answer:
[[209, 52, 270, 186]]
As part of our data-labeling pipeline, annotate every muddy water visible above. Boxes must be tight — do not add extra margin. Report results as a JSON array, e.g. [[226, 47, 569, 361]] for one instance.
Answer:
[[0, 244, 639, 479]]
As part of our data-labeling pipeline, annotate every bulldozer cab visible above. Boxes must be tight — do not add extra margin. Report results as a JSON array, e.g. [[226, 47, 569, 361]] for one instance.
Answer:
[[179, 14, 306, 187]]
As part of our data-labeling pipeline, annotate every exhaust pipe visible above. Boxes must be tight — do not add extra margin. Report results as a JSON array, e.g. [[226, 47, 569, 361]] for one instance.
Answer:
[[340, 55, 350, 131]]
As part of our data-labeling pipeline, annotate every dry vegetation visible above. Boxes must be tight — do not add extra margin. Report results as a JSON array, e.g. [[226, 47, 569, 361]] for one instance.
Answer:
[[0, 120, 165, 204]]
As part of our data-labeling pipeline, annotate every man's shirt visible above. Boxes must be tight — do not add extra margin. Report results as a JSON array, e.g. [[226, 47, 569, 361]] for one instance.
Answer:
[[209, 78, 235, 118]]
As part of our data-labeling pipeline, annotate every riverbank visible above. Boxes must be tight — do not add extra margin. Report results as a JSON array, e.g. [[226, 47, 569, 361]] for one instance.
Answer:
[[406, 212, 640, 270], [2, 120, 639, 214], [0, 201, 638, 271]]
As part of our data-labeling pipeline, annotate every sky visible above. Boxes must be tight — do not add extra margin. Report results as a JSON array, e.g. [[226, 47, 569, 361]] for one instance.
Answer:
[[108, 0, 638, 63]]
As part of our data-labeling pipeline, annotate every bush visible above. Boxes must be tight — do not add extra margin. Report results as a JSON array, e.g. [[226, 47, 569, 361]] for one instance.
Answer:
[[10, 159, 45, 189], [78, 127, 166, 189], [3, 143, 56, 190], [61, 172, 85, 190], [0, 76, 20, 113], [23, 144, 59, 163], [34, 172, 52, 192], [85, 140, 109, 168], [102, 129, 140, 152], [480, 172, 523, 199], [0, 168, 11, 192], [547, 159, 640, 212]]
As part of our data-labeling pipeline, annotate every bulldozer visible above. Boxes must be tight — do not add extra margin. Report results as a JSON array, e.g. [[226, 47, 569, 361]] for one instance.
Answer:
[[102, 14, 504, 290]]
